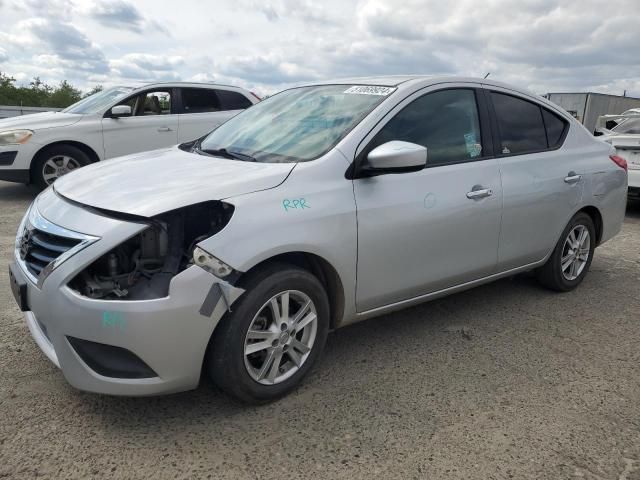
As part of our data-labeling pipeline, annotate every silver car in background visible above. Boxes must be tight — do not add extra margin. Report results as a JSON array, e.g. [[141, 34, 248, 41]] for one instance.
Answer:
[[9, 76, 627, 403]]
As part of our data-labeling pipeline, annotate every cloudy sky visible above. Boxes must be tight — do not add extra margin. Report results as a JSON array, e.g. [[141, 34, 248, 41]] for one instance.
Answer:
[[1, 0, 639, 97]]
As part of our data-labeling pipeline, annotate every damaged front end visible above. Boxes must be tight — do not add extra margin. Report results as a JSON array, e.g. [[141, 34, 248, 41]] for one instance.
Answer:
[[68, 201, 238, 300]]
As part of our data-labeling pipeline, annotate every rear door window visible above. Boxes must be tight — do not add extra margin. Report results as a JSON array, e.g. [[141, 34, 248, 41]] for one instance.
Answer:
[[491, 92, 547, 154], [216, 90, 252, 110], [181, 88, 220, 113]]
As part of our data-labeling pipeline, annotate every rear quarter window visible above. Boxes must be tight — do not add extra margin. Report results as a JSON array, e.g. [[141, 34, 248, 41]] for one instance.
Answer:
[[541, 108, 568, 148]]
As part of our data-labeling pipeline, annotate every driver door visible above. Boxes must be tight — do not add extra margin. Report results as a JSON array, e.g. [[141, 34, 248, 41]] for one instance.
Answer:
[[102, 89, 179, 159], [354, 86, 503, 312]]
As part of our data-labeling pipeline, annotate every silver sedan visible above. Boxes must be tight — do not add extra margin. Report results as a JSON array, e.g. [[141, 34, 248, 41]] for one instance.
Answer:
[[10, 76, 627, 403]]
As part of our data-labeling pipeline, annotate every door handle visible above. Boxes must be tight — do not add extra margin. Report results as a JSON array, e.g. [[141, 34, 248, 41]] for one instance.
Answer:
[[564, 172, 582, 184], [157, 127, 173, 132], [466, 188, 493, 199]]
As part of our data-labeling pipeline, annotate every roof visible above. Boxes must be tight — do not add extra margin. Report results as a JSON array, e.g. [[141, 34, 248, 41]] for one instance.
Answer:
[[128, 81, 248, 92], [301, 75, 533, 91], [547, 91, 640, 100]]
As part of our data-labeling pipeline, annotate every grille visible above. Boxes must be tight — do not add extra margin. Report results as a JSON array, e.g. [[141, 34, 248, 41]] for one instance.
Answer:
[[20, 227, 82, 278]]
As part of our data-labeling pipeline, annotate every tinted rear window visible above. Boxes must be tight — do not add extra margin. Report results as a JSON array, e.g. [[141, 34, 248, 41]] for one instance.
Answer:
[[217, 90, 252, 110], [491, 92, 547, 154], [182, 88, 220, 113]]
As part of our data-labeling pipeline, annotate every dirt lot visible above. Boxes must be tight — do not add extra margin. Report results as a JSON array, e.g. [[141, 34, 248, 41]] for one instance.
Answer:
[[0, 181, 638, 480]]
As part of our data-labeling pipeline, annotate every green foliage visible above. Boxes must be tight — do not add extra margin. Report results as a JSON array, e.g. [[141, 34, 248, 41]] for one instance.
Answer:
[[0, 71, 102, 108]]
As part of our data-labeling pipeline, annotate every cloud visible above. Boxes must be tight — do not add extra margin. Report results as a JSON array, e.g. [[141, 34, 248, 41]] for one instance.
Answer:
[[250, 0, 335, 25], [90, 0, 145, 32], [21, 18, 110, 74], [110, 53, 184, 81], [358, 2, 424, 41], [90, 0, 169, 35], [1, 0, 640, 98], [220, 54, 320, 84]]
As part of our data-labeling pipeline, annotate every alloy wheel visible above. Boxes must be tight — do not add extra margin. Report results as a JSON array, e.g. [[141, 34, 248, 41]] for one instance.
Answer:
[[42, 155, 81, 185], [243, 290, 318, 385], [561, 224, 590, 281]]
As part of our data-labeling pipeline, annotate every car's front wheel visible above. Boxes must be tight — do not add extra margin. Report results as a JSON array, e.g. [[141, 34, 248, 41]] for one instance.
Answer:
[[32, 144, 91, 189], [536, 212, 596, 292], [207, 264, 330, 403]]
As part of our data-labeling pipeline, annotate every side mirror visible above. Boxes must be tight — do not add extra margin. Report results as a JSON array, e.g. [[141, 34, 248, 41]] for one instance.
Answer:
[[110, 105, 132, 118], [363, 141, 427, 175]]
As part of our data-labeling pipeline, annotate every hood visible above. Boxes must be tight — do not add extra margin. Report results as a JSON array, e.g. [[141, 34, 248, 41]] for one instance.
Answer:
[[0, 111, 83, 131], [54, 147, 295, 217]]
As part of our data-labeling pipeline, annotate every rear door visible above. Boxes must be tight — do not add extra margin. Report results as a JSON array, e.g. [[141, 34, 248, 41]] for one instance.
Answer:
[[102, 89, 178, 159], [176, 88, 253, 143], [486, 87, 582, 270], [354, 85, 503, 311]]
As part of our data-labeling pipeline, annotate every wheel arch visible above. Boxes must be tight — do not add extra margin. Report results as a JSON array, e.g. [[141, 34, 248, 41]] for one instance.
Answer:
[[31, 140, 101, 175], [238, 251, 345, 330], [578, 205, 603, 245]]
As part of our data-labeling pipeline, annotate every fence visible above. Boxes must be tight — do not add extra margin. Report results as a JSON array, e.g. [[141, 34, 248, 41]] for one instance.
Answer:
[[0, 105, 62, 119]]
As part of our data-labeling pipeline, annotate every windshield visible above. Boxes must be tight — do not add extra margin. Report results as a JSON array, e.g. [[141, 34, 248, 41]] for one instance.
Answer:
[[198, 85, 394, 163], [612, 117, 640, 135], [63, 86, 134, 114]]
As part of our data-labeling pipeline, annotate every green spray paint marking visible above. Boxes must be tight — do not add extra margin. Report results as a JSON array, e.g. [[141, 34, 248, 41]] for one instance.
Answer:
[[102, 311, 127, 331], [283, 198, 311, 212]]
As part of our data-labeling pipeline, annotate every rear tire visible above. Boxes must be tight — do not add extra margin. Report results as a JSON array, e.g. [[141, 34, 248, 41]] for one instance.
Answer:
[[207, 264, 330, 404], [32, 144, 91, 190], [536, 212, 595, 292]]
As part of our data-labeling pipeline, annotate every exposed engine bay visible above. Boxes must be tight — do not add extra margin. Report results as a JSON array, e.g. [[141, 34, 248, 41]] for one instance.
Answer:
[[69, 201, 234, 300]]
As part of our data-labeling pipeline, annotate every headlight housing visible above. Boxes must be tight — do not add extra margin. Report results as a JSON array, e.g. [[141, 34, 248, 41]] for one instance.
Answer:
[[15, 202, 33, 250], [193, 246, 235, 279], [0, 129, 33, 146]]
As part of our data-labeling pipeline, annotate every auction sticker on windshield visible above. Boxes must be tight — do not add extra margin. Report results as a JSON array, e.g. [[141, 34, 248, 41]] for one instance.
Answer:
[[344, 86, 396, 96]]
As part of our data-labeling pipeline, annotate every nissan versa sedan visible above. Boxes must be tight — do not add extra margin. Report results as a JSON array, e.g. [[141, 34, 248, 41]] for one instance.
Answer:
[[0, 82, 258, 188], [9, 76, 627, 403]]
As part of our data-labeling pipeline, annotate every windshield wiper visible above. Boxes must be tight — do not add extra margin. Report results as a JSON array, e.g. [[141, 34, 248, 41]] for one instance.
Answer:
[[197, 147, 256, 162]]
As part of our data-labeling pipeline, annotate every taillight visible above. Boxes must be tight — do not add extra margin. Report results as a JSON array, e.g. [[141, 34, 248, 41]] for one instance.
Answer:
[[610, 155, 628, 172]]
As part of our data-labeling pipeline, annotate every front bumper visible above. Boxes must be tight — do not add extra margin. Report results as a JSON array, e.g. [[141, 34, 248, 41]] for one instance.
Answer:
[[11, 189, 243, 396], [0, 143, 38, 183]]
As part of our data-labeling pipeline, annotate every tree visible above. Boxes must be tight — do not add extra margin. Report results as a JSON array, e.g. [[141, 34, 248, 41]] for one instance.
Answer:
[[0, 71, 18, 105], [84, 85, 103, 98], [46, 80, 82, 108], [0, 72, 91, 108]]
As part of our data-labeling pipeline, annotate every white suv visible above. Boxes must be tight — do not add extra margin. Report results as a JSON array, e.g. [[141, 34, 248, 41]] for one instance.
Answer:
[[0, 82, 259, 188]]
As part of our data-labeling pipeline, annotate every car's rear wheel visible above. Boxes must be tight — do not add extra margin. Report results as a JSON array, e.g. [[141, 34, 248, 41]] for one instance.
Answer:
[[207, 264, 329, 403], [32, 145, 91, 189], [536, 212, 595, 292]]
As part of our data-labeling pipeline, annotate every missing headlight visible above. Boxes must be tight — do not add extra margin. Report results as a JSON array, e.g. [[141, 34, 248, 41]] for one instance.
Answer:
[[69, 201, 234, 300]]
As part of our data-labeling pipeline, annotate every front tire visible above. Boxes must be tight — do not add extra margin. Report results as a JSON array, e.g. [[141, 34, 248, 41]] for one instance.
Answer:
[[536, 212, 596, 292], [32, 144, 91, 189], [207, 264, 330, 403]]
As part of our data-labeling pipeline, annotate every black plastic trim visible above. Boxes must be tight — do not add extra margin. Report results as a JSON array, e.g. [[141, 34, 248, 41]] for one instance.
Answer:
[[0, 151, 18, 166], [0, 168, 29, 183], [67, 336, 158, 379]]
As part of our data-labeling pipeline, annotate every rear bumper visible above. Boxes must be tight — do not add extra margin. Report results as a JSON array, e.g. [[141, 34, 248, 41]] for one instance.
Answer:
[[628, 168, 640, 191]]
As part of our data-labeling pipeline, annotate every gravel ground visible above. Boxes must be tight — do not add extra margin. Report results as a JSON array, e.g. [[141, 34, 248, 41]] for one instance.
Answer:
[[0, 181, 638, 480]]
